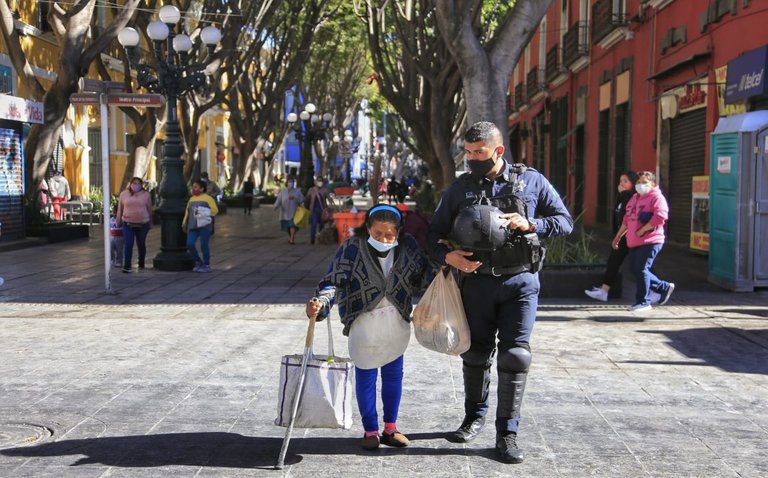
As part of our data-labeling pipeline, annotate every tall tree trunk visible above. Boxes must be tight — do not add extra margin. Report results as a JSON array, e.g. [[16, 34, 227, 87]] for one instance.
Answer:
[[370, 154, 382, 204], [435, 0, 552, 160], [232, 136, 258, 192], [361, 0, 465, 193], [24, 80, 77, 204]]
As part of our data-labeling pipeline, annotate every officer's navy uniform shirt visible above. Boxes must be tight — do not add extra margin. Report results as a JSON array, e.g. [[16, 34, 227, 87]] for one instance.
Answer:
[[427, 160, 574, 266]]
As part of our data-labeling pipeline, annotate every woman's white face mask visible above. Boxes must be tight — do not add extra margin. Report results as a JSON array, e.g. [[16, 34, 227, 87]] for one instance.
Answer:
[[367, 220, 399, 252]]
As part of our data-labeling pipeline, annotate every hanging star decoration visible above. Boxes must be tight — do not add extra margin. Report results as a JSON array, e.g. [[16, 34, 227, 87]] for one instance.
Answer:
[[366, 72, 380, 85]]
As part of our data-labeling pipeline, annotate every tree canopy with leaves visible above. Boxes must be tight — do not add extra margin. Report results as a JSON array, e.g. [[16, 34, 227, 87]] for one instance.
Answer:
[[219, 0, 332, 192], [356, 0, 465, 191], [298, 3, 371, 183], [356, 0, 551, 189]]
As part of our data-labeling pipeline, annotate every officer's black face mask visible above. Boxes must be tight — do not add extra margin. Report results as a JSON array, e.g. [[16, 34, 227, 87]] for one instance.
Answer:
[[468, 152, 498, 180]]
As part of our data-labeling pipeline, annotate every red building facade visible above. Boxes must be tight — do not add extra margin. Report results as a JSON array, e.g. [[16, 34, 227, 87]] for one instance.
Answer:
[[508, 0, 768, 246]]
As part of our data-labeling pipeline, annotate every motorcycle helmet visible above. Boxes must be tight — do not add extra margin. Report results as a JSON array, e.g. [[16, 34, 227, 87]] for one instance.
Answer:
[[452, 202, 510, 252]]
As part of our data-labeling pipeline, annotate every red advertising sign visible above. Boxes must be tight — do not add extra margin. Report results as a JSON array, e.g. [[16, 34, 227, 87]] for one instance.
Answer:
[[106, 93, 165, 107]]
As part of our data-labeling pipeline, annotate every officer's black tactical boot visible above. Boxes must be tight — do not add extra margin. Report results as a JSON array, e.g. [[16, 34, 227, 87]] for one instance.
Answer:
[[447, 362, 492, 442], [447, 416, 486, 443], [496, 371, 528, 463], [495, 432, 524, 463]]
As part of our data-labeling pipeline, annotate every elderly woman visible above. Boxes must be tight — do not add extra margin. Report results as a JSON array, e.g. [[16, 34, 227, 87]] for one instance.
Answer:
[[306, 204, 435, 450]]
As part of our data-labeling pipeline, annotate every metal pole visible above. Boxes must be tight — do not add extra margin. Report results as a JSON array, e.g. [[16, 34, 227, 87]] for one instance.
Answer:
[[152, 89, 194, 271], [152, 39, 194, 271], [100, 95, 112, 293], [298, 124, 314, 192]]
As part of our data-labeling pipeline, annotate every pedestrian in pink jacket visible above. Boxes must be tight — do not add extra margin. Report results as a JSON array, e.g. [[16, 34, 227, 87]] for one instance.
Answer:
[[611, 171, 675, 311]]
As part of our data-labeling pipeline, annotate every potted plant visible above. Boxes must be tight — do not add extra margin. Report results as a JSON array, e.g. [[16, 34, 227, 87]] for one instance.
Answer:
[[539, 223, 621, 299]]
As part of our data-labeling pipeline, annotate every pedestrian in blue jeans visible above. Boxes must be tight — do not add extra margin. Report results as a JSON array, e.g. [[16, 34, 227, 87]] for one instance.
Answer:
[[629, 243, 669, 307], [122, 223, 150, 271], [612, 171, 675, 311], [182, 180, 219, 273], [116, 177, 153, 273]]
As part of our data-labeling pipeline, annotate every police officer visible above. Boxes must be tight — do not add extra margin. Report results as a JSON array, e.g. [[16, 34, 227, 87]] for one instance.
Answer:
[[427, 121, 573, 463]]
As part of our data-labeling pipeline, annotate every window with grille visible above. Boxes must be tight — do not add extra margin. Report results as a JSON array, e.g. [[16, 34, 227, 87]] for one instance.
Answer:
[[37, 0, 52, 33]]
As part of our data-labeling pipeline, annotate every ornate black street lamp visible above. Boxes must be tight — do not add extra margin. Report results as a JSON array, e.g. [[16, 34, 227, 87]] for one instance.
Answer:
[[287, 103, 333, 191], [117, 5, 221, 271]]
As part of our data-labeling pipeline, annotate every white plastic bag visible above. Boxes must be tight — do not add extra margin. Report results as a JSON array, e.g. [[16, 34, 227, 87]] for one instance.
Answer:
[[194, 206, 212, 227], [275, 317, 354, 429], [412, 270, 471, 355]]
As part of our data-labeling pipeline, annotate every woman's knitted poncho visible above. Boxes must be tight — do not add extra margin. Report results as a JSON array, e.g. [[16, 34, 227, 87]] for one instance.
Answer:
[[314, 234, 436, 336]]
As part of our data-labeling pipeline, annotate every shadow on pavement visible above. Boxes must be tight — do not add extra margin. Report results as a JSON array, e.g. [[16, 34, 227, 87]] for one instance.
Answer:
[[0, 431, 503, 468], [717, 308, 768, 318], [627, 327, 768, 374]]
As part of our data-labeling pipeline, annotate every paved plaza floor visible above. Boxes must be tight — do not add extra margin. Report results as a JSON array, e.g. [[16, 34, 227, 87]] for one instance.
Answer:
[[0, 202, 766, 476]]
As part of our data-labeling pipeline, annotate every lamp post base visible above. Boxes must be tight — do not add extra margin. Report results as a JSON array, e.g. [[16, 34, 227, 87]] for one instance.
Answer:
[[153, 250, 195, 271], [152, 210, 195, 271]]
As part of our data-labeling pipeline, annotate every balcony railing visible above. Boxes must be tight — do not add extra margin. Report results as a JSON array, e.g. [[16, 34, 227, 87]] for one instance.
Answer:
[[563, 21, 590, 68], [592, 0, 627, 45], [515, 83, 524, 109], [526, 68, 544, 100], [545, 44, 561, 82]]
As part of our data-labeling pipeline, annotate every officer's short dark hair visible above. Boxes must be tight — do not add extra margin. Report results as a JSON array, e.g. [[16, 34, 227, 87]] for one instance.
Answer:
[[464, 121, 502, 144]]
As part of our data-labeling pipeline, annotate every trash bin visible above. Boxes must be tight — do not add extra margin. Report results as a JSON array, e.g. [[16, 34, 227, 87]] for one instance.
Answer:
[[333, 211, 366, 245]]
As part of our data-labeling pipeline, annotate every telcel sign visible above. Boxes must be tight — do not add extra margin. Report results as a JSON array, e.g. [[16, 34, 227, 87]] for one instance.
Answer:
[[725, 45, 768, 104]]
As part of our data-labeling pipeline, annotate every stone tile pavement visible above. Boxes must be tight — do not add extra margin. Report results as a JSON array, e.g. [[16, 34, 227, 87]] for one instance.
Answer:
[[0, 201, 766, 477]]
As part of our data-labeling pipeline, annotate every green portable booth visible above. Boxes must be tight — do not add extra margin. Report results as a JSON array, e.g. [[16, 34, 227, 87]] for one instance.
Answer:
[[708, 111, 768, 291]]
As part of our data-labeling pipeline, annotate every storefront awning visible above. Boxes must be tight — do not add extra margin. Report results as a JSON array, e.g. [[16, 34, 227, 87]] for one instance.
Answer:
[[647, 52, 712, 81]]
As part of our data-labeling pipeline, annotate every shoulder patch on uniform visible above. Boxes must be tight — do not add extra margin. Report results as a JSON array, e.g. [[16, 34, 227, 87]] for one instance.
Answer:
[[465, 191, 476, 199]]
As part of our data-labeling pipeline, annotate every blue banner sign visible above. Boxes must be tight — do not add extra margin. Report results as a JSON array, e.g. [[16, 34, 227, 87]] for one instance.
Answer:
[[725, 46, 768, 104]]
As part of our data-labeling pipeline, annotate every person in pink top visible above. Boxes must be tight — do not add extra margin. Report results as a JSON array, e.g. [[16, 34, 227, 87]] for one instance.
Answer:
[[611, 171, 675, 311], [116, 177, 153, 273]]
